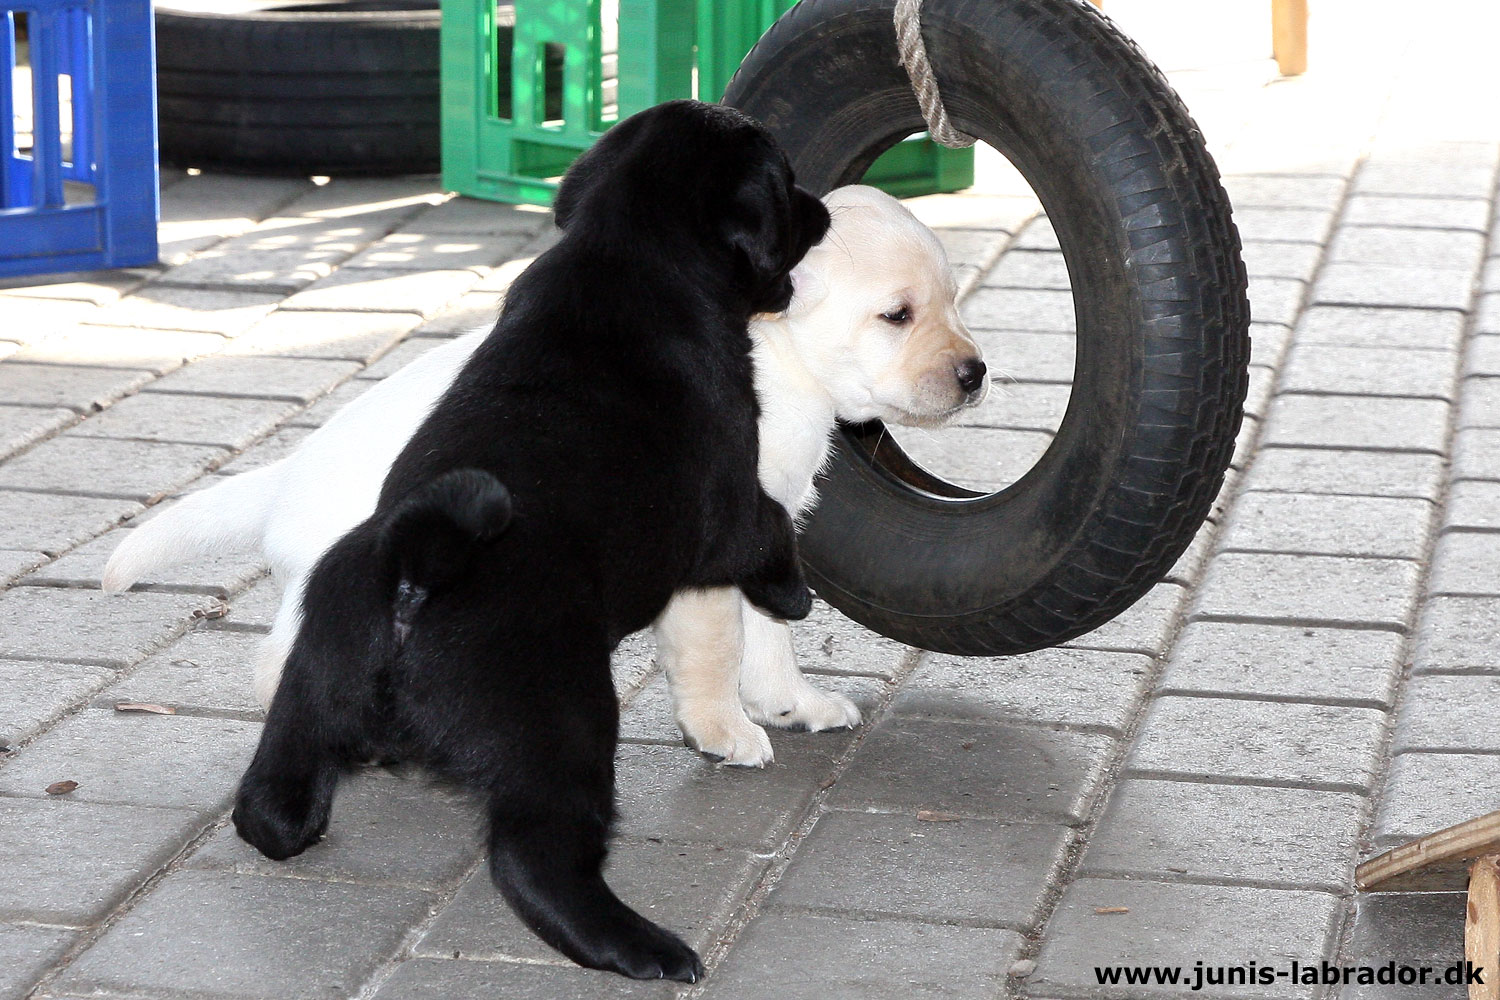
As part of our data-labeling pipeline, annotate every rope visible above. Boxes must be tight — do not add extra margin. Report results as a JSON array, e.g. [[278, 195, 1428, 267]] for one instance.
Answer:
[[892, 0, 976, 148]]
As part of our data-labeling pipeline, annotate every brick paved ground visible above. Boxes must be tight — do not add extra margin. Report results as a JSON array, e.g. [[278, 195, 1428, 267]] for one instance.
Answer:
[[1, 0, 1498, 997]]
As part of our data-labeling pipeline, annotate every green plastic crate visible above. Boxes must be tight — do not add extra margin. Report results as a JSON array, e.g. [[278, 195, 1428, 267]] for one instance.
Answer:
[[440, 0, 973, 205]]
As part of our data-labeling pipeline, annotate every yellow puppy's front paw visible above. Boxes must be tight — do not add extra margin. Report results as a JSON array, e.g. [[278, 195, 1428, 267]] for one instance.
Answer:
[[744, 683, 862, 732], [677, 704, 775, 767]]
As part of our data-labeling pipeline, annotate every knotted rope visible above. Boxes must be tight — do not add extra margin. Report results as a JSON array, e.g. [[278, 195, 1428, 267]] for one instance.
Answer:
[[892, 0, 976, 148]]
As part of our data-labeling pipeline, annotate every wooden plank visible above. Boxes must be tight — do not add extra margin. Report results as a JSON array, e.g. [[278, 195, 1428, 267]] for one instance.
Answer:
[[1469, 857, 1500, 1000], [1272, 0, 1309, 76], [1357, 812, 1500, 892]]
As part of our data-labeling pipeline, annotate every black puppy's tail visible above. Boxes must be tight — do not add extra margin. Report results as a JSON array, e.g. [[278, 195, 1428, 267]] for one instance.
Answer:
[[384, 469, 512, 639]]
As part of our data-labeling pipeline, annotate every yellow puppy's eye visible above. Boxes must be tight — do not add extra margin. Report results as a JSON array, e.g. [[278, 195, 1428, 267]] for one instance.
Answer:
[[881, 306, 911, 324]]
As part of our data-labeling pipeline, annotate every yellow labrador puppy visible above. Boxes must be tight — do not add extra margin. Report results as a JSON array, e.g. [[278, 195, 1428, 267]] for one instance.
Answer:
[[658, 184, 988, 766]]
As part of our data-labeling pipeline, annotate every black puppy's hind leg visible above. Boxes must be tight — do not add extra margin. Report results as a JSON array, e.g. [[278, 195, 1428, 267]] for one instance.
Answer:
[[480, 660, 702, 982], [737, 490, 813, 622]]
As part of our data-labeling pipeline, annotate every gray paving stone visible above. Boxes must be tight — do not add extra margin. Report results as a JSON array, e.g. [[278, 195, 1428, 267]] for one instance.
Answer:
[[8, 326, 227, 375], [68, 391, 302, 450], [1128, 696, 1389, 792], [961, 287, 1076, 332], [279, 176, 445, 218], [611, 630, 659, 699], [283, 377, 373, 427], [705, 911, 1022, 1000], [1414, 596, 1500, 673], [1262, 395, 1450, 453], [1160, 621, 1404, 707], [399, 195, 550, 236], [1064, 582, 1188, 656], [1453, 428, 1500, 480], [0, 435, 228, 502], [1242, 364, 1276, 420], [613, 737, 846, 850], [189, 770, 480, 888], [971, 329, 1075, 383], [1429, 531, 1500, 595], [53, 869, 434, 1000], [278, 267, 479, 318], [1238, 241, 1325, 281], [416, 838, 758, 963], [1459, 376, 1500, 429], [1219, 492, 1432, 558], [1372, 752, 1500, 847], [1031, 879, 1340, 998], [1193, 551, 1421, 628], [408, 290, 505, 339], [143, 353, 361, 404], [0, 658, 113, 745], [0, 298, 104, 343], [1313, 263, 1475, 310], [982, 249, 1070, 289], [1296, 305, 1467, 351], [1246, 276, 1306, 327], [0, 796, 207, 925], [0, 549, 46, 587], [1233, 207, 1335, 243], [1443, 480, 1500, 531], [1082, 779, 1363, 890], [1342, 893, 1468, 1000], [904, 192, 1040, 233], [156, 174, 311, 227], [0, 268, 150, 306], [369, 959, 677, 1000], [829, 716, 1112, 824], [212, 423, 316, 475], [1250, 321, 1293, 369], [224, 309, 421, 362], [354, 334, 448, 381], [790, 599, 913, 680], [894, 646, 1152, 734], [1465, 335, 1500, 377], [0, 709, 261, 811], [956, 382, 1071, 432], [155, 245, 342, 293], [0, 363, 153, 413], [1243, 447, 1444, 499], [1391, 674, 1500, 752], [0, 490, 140, 554], [101, 628, 263, 715], [0, 586, 215, 666], [1222, 174, 1347, 210], [768, 809, 1069, 930], [1342, 194, 1492, 231], [1280, 344, 1456, 399], [894, 425, 1053, 492], [0, 404, 72, 461], [0, 922, 74, 1000], [1329, 226, 1487, 269], [205, 575, 278, 632], [342, 231, 532, 272], [212, 213, 394, 255], [89, 286, 283, 336], [1355, 161, 1497, 199], [1481, 292, 1500, 334], [1162, 519, 1219, 587]]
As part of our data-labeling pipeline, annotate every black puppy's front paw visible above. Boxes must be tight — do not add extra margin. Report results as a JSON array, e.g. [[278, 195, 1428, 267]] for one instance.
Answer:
[[742, 575, 813, 622]]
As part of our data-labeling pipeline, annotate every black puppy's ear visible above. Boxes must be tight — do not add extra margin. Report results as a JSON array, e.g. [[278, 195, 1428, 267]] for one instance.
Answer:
[[721, 159, 792, 289]]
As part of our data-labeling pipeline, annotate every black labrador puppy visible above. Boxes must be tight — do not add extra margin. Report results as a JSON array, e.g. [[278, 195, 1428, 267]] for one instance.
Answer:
[[230, 100, 831, 982]]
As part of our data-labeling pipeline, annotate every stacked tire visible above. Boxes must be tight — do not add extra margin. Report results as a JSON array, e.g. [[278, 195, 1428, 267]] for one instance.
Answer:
[[154, 1, 442, 175]]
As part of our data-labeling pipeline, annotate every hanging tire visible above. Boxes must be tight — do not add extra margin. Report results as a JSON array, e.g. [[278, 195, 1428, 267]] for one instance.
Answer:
[[724, 0, 1250, 656], [154, 1, 441, 175]]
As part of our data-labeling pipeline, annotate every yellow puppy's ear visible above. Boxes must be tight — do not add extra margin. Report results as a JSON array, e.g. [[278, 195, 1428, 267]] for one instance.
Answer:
[[784, 256, 829, 319]]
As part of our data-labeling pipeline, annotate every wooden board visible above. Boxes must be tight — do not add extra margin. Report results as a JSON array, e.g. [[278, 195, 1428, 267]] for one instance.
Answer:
[[1357, 811, 1500, 892]]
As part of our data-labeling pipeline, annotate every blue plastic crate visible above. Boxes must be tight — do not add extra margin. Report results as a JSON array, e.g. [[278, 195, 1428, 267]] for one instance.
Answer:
[[0, 0, 158, 278]]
